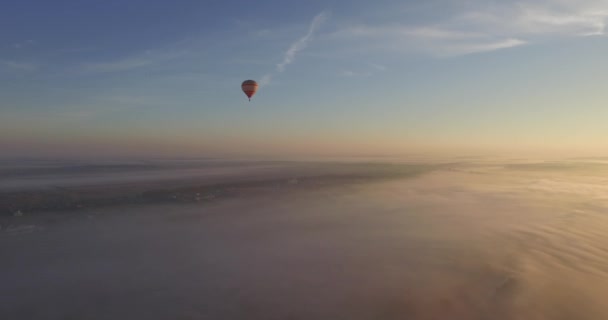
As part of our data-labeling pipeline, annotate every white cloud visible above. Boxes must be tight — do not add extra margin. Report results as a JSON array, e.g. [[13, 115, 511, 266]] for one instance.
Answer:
[[339, 62, 388, 78], [276, 10, 330, 72], [258, 10, 330, 87], [329, 24, 526, 56], [324, 1, 608, 57], [333, 25, 485, 40], [459, 1, 608, 37], [437, 38, 527, 56]]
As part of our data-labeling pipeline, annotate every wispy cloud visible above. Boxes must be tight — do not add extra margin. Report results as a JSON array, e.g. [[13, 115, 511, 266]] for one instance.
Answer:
[[12, 40, 35, 49], [459, 1, 608, 37], [258, 74, 273, 87], [340, 63, 388, 78], [1, 60, 37, 71], [329, 24, 526, 56], [325, 1, 607, 57], [333, 25, 484, 40], [80, 50, 187, 74], [340, 70, 372, 77], [277, 10, 330, 72], [260, 10, 330, 86], [437, 38, 527, 56], [370, 63, 386, 71], [81, 58, 154, 73]]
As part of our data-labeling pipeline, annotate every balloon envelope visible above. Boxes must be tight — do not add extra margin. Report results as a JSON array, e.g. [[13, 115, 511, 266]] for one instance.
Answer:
[[241, 80, 258, 101]]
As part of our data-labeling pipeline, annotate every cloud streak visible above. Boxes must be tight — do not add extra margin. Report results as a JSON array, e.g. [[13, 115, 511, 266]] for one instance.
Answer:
[[329, 24, 526, 56], [12, 40, 35, 49], [1, 60, 37, 71], [459, 1, 608, 37], [80, 50, 187, 74], [260, 10, 330, 86], [81, 57, 155, 73], [325, 1, 607, 57], [277, 10, 330, 72], [437, 38, 527, 56]]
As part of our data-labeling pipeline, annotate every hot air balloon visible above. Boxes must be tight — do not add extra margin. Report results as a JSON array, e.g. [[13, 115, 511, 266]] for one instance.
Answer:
[[241, 80, 258, 101]]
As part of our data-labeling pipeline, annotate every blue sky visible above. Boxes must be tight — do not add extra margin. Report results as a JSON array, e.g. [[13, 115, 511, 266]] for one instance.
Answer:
[[2, 0, 608, 158]]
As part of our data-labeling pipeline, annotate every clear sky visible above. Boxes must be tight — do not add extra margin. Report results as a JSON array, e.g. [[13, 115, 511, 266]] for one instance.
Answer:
[[2, 0, 608, 159]]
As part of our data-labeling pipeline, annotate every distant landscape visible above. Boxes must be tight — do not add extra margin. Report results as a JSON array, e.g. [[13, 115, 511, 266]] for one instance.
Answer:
[[2, 157, 608, 319]]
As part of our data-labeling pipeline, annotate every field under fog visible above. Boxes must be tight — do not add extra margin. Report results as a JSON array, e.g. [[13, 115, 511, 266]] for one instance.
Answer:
[[2, 158, 608, 319]]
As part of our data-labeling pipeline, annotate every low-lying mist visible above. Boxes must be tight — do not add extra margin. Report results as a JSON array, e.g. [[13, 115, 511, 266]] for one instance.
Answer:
[[2, 159, 608, 319]]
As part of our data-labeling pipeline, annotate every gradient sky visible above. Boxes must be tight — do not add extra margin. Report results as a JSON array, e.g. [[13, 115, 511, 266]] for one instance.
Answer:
[[2, 0, 608, 158]]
